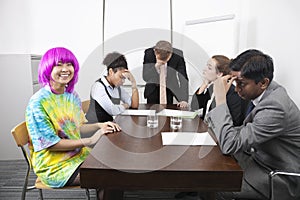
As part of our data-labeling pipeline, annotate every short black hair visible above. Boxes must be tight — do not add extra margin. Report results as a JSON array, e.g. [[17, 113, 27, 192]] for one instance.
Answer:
[[103, 52, 128, 72], [229, 49, 274, 83]]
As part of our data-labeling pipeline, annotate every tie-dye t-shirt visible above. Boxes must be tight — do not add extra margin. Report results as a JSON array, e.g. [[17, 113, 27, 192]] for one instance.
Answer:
[[25, 86, 90, 188]]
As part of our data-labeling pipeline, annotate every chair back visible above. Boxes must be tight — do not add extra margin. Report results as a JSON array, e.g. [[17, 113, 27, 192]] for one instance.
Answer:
[[11, 121, 91, 200], [82, 100, 90, 114], [11, 121, 29, 147], [11, 121, 33, 169]]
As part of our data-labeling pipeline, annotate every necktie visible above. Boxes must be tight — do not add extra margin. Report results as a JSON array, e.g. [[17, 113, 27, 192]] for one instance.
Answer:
[[246, 102, 255, 116], [159, 64, 167, 104]]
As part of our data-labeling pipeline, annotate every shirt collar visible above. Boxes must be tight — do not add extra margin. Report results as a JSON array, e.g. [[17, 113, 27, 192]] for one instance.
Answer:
[[101, 76, 114, 89], [203, 82, 214, 94], [252, 90, 265, 106]]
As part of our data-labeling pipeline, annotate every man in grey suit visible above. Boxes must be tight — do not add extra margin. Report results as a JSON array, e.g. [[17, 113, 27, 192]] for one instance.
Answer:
[[205, 49, 300, 200]]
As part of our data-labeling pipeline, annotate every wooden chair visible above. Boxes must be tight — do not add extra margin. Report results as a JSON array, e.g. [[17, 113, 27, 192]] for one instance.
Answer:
[[82, 100, 90, 114], [11, 121, 90, 200]]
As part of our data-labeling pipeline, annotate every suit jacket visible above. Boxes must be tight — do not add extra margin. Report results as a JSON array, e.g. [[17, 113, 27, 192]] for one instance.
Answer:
[[191, 84, 247, 126], [142, 47, 189, 104], [206, 81, 300, 199]]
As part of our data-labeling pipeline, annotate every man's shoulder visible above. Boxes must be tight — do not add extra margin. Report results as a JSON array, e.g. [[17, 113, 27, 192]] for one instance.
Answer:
[[144, 47, 154, 53], [260, 81, 299, 112], [265, 81, 287, 99], [173, 47, 183, 53], [144, 47, 156, 59], [172, 48, 184, 58]]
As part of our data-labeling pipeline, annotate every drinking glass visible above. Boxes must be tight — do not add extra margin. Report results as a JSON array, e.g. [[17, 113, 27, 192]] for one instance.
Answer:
[[147, 114, 158, 128], [170, 116, 182, 130]]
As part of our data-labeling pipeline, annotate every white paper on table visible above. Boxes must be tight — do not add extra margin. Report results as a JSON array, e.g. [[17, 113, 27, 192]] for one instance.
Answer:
[[156, 109, 198, 119], [161, 132, 217, 146], [194, 108, 203, 117], [120, 109, 156, 116]]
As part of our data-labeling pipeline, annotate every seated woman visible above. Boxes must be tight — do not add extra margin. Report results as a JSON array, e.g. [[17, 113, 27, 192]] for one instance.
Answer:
[[86, 52, 139, 123], [26, 47, 120, 189], [191, 55, 248, 126]]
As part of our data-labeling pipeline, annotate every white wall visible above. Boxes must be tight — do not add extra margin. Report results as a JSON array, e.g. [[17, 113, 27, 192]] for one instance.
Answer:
[[0, 55, 33, 159], [0, 0, 103, 160], [0, 0, 32, 160], [0, 0, 30, 53], [244, 0, 300, 107], [77, 0, 172, 100], [172, 0, 240, 95], [1, 0, 299, 160]]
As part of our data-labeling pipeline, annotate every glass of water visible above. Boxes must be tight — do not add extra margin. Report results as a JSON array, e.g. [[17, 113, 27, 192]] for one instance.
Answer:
[[170, 116, 182, 130], [147, 114, 158, 128]]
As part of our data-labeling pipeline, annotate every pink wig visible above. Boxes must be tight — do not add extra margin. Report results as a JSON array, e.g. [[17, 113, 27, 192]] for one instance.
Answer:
[[38, 47, 80, 93]]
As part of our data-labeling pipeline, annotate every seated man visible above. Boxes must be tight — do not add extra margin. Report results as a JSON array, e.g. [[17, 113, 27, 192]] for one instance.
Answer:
[[206, 49, 300, 200], [86, 52, 139, 123], [142, 40, 189, 108]]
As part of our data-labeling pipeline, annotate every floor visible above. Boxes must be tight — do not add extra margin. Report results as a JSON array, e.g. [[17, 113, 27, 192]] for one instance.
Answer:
[[0, 160, 201, 200]]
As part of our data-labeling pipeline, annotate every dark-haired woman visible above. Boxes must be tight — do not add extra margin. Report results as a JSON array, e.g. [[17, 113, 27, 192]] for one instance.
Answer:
[[86, 52, 139, 123], [191, 55, 247, 126]]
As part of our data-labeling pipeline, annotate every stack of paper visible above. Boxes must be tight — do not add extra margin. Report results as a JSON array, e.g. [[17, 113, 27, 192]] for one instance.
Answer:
[[157, 109, 199, 119], [161, 132, 217, 146], [120, 109, 156, 116]]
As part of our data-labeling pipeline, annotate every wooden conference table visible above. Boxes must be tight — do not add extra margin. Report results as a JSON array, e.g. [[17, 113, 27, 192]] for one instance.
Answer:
[[80, 104, 243, 200]]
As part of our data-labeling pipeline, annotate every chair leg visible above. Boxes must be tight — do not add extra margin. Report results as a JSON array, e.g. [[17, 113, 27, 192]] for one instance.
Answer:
[[85, 189, 90, 200], [21, 187, 26, 200], [21, 147, 31, 200], [21, 178, 29, 200], [38, 189, 44, 200]]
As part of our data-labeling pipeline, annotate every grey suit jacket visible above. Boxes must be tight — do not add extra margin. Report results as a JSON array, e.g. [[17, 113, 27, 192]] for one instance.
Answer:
[[206, 81, 300, 199]]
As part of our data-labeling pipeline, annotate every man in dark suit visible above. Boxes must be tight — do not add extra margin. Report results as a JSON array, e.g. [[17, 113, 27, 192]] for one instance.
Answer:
[[206, 49, 300, 200], [142, 40, 189, 107]]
